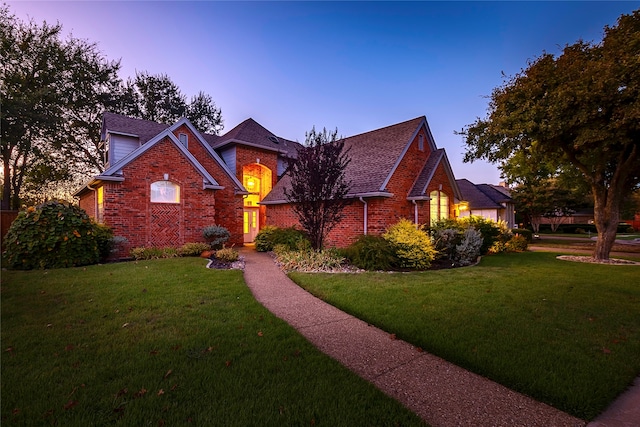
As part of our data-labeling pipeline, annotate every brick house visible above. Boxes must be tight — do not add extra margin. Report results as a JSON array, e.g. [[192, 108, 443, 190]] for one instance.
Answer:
[[76, 113, 463, 253], [455, 179, 515, 228]]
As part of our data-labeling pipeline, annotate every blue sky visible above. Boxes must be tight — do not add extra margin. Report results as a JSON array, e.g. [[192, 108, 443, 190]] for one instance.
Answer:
[[8, 1, 639, 184]]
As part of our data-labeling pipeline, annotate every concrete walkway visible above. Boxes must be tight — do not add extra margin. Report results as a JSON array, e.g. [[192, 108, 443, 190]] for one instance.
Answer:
[[241, 248, 625, 426]]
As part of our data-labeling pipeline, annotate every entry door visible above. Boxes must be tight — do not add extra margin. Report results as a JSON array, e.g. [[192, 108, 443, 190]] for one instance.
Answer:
[[243, 208, 259, 243]]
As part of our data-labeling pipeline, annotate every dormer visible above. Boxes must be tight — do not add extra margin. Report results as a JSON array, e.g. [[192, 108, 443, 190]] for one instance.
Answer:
[[103, 130, 140, 169]]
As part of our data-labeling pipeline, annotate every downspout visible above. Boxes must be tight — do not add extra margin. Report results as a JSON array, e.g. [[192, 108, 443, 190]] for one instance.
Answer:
[[412, 200, 418, 225], [359, 197, 368, 235]]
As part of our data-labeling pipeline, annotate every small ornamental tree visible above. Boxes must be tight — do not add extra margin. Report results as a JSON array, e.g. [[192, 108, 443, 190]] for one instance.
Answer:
[[284, 127, 352, 250]]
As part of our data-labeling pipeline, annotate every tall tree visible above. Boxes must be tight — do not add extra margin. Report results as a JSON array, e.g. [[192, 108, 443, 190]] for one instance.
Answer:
[[118, 72, 223, 135], [461, 10, 640, 260], [284, 127, 352, 250]]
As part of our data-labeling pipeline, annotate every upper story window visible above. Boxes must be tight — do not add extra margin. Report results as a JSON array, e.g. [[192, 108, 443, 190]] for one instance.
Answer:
[[418, 134, 424, 151], [178, 133, 188, 148], [151, 181, 180, 204]]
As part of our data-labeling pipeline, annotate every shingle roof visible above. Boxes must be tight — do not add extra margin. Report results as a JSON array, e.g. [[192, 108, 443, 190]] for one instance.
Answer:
[[262, 116, 432, 203], [408, 149, 445, 198], [212, 118, 301, 157], [456, 179, 512, 209], [102, 112, 172, 145]]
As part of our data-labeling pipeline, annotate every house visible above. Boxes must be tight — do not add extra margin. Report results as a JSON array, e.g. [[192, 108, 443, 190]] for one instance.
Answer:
[[455, 179, 515, 228], [76, 113, 464, 254], [262, 117, 463, 247]]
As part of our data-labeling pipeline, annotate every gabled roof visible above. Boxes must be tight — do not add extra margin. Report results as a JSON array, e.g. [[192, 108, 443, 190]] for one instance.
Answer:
[[408, 149, 463, 201], [212, 118, 301, 157], [262, 116, 460, 204], [102, 112, 172, 144], [456, 179, 512, 209], [77, 117, 247, 196]]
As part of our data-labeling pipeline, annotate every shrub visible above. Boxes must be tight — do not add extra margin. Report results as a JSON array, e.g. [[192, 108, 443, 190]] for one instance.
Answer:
[[431, 227, 463, 261], [383, 219, 436, 270], [342, 235, 398, 271], [274, 247, 346, 272], [455, 227, 483, 265], [513, 228, 533, 242], [215, 247, 239, 262], [202, 225, 231, 249], [254, 226, 309, 252], [3, 201, 101, 269], [93, 223, 115, 261], [459, 216, 508, 255], [506, 234, 529, 252], [130, 247, 179, 260], [179, 242, 211, 257]]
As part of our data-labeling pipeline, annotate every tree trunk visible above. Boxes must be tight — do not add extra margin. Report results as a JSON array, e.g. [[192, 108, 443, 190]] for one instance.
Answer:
[[592, 187, 622, 261], [1, 154, 11, 211]]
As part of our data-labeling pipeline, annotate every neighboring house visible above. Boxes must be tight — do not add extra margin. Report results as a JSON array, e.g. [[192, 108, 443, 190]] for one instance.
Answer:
[[262, 116, 462, 247], [456, 179, 515, 228], [76, 113, 465, 253]]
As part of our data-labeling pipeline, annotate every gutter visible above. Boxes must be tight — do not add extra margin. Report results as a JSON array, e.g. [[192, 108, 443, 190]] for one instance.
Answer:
[[359, 197, 368, 235]]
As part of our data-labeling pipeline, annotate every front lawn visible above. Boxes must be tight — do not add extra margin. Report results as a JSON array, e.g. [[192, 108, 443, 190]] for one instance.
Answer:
[[1, 258, 424, 426], [290, 251, 640, 421]]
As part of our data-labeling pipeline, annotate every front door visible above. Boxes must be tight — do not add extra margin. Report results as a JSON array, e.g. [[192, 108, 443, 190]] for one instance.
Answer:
[[243, 208, 259, 243]]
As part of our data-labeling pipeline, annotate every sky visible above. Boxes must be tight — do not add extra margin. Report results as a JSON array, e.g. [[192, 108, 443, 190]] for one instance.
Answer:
[[7, 1, 640, 184]]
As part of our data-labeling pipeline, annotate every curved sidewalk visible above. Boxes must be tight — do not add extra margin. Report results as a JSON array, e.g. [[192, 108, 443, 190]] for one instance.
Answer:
[[241, 248, 591, 427]]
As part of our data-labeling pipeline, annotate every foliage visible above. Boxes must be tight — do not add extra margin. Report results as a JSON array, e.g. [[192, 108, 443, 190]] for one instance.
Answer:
[[513, 228, 533, 242], [284, 127, 352, 250], [202, 225, 231, 249], [215, 247, 239, 262], [455, 227, 483, 265], [178, 242, 211, 257], [116, 72, 224, 135], [342, 235, 399, 271], [93, 222, 115, 260], [130, 246, 179, 260], [460, 216, 510, 255], [460, 10, 640, 260], [254, 226, 309, 252], [505, 234, 529, 252], [430, 226, 463, 261], [3, 201, 101, 269], [0, 5, 121, 209], [273, 247, 347, 272], [383, 219, 436, 270]]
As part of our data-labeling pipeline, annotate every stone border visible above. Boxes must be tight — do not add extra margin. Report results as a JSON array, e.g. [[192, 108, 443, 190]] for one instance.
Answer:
[[556, 255, 640, 265]]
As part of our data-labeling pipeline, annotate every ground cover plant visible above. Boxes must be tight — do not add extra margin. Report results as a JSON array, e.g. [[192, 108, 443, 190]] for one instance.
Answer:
[[289, 251, 640, 421], [1, 258, 424, 426]]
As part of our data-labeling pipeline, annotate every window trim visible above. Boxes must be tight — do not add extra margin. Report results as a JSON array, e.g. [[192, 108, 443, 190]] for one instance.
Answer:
[[150, 180, 180, 204]]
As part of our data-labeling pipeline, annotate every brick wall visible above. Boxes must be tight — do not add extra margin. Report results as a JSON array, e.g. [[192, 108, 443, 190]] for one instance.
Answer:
[[99, 135, 244, 257], [264, 126, 456, 247]]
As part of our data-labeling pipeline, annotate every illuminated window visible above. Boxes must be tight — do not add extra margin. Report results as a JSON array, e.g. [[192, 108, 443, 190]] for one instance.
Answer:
[[97, 186, 104, 223], [151, 181, 180, 203], [430, 190, 449, 223]]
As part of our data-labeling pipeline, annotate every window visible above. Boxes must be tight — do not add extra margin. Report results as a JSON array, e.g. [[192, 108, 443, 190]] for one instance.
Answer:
[[178, 133, 188, 148], [151, 181, 180, 203], [418, 134, 424, 151], [430, 190, 449, 223], [97, 186, 104, 223]]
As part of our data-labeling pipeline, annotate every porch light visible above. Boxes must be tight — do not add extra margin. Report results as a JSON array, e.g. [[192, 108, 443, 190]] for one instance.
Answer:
[[458, 201, 469, 211], [247, 178, 256, 189]]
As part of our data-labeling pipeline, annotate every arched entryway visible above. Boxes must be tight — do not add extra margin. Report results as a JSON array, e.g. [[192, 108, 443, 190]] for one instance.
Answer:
[[242, 164, 272, 243]]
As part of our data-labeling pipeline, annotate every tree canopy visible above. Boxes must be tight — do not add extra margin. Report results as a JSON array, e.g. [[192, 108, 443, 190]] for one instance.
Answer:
[[0, 5, 223, 209], [461, 9, 640, 260], [284, 127, 352, 250]]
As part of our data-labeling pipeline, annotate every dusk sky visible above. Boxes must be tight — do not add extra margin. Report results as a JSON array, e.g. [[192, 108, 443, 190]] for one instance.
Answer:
[[8, 1, 639, 184]]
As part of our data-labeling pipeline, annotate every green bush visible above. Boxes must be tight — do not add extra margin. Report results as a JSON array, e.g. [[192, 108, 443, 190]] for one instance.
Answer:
[[383, 219, 436, 270], [202, 225, 230, 249], [254, 226, 309, 252], [342, 235, 398, 271], [513, 228, 533, 242], [455, 227, 483, 265], [93, 223, 115, 260], [274, 247, 346, 272], [430, 227, 463, 261], [215, 247, 239, 262], [459, 216, 508, 255], [506, 234, 529, 252], [130, 247, 179, 260], [179, 242, 211, 256], [3, 201, 101, 269]]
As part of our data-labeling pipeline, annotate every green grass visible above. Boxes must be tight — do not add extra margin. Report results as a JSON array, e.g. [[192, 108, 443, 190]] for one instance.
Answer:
[[1, 258, 425, 426], [289, 251, 640, 421]]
